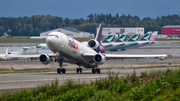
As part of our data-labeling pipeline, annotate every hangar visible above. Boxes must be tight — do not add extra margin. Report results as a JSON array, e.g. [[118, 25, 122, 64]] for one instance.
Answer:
[[161, 25, 180, 37], [40, 27, 94, 38], [97, 27, 144, 37]]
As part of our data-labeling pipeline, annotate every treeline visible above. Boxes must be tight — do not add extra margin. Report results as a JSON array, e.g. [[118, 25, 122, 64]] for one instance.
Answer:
[[0, 14, 180, 36]]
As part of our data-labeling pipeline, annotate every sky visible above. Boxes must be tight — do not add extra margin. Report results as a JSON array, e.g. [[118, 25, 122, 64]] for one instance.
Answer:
[[0, 0, 179, 19]]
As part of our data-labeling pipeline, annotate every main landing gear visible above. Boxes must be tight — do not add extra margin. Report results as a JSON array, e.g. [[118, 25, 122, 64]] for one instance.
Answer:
[[76, 65, 82, 73], [57, 60, 66, 74], [92, 64, 101, 74]]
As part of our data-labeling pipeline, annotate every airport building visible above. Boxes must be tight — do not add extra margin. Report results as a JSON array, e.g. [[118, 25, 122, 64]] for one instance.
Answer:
[[97, 27, 144, 37], [40, 27, 94, 38], [161, 25, 180, 37]]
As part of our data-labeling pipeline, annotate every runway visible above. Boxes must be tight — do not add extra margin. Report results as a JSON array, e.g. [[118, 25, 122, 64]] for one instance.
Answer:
[[0, 67, 179, 93]]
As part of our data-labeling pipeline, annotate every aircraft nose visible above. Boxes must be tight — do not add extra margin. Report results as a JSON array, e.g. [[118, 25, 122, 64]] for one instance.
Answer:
[[46, 36, 57, 49]]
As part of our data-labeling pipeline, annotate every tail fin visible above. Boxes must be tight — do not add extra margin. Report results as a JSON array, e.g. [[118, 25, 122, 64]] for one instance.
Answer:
[[95, 24, 103, 43], [10, 47, 30, 55], [5, 48, 8, 55], [139, 33, 152, 41], [101, 34, 115, 43], [149, 31, 158, 42], [127, 34, 140, 42], [114, 34, 127, 42]]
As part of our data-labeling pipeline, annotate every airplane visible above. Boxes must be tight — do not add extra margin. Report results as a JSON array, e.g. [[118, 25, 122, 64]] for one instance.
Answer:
[[39, 24, 167, 74], [0, 47, 30, 60], [128, 31, 158, 48], [107, 31, 157, 51], [108, 34, 140, 51]]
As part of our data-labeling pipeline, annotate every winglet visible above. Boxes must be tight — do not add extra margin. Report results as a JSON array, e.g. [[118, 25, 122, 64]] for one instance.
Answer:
[[95, 24, 103, 43]]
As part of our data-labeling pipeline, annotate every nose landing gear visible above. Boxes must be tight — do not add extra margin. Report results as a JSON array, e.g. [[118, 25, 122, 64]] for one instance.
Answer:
[[57, 59, 66, 74]]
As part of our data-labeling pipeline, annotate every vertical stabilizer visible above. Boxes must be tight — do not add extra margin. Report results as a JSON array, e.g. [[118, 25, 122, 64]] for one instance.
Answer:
[[149, 31, 158, 42], [5, 49, 8, 55], [139, 33, 152, 41], [95, 24, 103, 43], [127, 34, 140, 42], [114, 34, 127, 42], [101, 34, 115, 43]]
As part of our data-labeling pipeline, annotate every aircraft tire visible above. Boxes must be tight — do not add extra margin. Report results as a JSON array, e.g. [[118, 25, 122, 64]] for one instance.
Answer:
[[76, 68, 79, 73], [79, 68, 82, 73], [57, 68, 61, 74], [92, 68, 96, 74], [97, 68, 100, 74], [62, 68, 66, 74]]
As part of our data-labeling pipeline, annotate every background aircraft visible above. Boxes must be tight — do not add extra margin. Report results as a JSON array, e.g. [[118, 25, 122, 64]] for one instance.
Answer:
[[0, 47, 30, 60], [39, 24, 167, 74], [109, 34, 140, 51], [129, 31, 158, 48]]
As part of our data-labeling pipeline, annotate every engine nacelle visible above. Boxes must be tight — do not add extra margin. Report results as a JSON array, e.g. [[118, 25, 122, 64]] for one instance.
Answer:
[[39, 54, 51, 65], [88, 39, 99, 49], [93, 54, 106, 64]]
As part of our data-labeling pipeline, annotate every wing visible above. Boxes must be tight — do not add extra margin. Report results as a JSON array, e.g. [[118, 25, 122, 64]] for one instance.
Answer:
[[7, 54, 57, 58], [82, 53, 167, 62], [104, 54, 167, 60]]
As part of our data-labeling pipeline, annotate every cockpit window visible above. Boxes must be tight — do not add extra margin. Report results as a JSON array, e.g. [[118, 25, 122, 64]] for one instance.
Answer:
[[48, 35, 54, 36], [48, 34, 59, 38]]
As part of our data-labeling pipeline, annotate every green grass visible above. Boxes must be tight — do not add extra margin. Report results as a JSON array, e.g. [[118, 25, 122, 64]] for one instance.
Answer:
[[1, 67, 180, 100], [0, 35, 179, 43]]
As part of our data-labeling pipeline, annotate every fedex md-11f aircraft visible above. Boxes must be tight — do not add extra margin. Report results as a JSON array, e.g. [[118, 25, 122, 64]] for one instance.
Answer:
[[39, 24, 167, 74]]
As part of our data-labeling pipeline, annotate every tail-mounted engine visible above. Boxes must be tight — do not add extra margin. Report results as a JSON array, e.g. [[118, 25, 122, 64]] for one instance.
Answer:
[[93, 54, 106, 64], [88, 39, 99, 49], [39, 54, 51, 65]]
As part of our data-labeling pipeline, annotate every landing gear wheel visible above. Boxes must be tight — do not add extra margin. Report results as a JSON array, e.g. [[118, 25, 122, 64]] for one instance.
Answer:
[[62, 68, 66, 74], [57, 68, 62, 74], [76, 68, 82, 73], [92, 68, 96, 74], [79, 68, 82, 73], [76, 68, 79, 73], [97, 68, 100, 74]]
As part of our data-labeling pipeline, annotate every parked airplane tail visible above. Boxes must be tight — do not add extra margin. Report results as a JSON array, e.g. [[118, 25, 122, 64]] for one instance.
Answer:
[[127, 34, 140, 42], [101, 34, 115, 43], [139, 33, 152, 41], [149, 31, 158, 42], [10, 47, 30, 55], [114, 34, 127, 42]]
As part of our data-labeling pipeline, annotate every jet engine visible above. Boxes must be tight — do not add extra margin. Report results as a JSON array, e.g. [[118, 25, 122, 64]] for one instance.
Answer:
[[93, 54, 106, 64], [88, 39, 99, 49], [39, 54, 51, 65]]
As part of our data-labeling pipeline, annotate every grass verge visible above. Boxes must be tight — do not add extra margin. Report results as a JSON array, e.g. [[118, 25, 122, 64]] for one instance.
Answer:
[[0, 67, 180, 100]]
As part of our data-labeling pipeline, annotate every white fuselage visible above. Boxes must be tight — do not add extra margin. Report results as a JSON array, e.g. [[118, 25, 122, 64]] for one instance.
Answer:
[[46, 32, 98, 68]]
